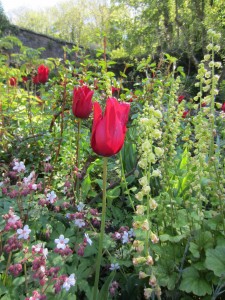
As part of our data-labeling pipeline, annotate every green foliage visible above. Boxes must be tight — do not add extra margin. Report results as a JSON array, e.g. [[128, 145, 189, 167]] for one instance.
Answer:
[[180, 267, 212, 296], [0, 1, 10, 35], [0, 29, 225, 300]]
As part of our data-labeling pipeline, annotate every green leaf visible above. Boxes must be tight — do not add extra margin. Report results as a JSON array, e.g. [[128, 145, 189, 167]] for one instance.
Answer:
[[180, 267, 212, 296], [159, 233, 186, 243], [99, 271, 115, 300], [189, 242, 200, 258], [81, 174, 91, 197], [205, 246, 225, 277]]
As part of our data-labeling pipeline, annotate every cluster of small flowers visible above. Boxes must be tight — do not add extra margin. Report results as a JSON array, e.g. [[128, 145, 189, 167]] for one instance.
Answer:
[[187, 31, 222, 202], [131, 103, 161, 286], [111, 226, 135, 244], [30, 242, 75, 293], [62, 180, 72, 196], [43, 155, 53, 173], [0, 160, 42, 199], [76, 233, 93, 256], [2, 208, 31, 252], [2, 207, 23, 231], [38, 189, 72, 213], [66, 205, 100, 229], [139, 270, 162, 299], [3, 234, 23, 253], [25, 290, 47, 300], [194, 30, 221, 111], [109, 281, 119, 297], [54, 273, 76, 293], [54, 234, 73, 256], [8, 263, 23, 277]]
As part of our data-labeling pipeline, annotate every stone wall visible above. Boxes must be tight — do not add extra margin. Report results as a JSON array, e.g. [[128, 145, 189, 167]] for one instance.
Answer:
[[4, 25, 88, 59]]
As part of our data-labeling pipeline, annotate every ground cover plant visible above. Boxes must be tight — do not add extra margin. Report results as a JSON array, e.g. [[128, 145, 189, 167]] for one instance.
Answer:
[[0, 29, 225, 300]]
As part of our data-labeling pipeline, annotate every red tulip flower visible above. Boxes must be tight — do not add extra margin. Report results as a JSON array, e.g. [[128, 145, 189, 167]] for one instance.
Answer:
[[178, 95, 185, 103], [182, 110, 189, 118], [33, 65, 49, 84], [37, 65, 49, 84], [22, 76, 28, 83], [72, 85, 94, 119], [221, 103, 225, 112], [9, 77, 17, 86], [91, 97, 130, 157]]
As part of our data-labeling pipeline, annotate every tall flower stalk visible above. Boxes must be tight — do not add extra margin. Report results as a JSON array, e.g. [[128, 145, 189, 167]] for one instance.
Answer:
[[93, 157, 108, 300], [91, 97, 130, 299]]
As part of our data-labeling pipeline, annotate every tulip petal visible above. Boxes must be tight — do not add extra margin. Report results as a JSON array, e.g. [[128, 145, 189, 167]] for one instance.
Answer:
[[91, 98, 130, 157]]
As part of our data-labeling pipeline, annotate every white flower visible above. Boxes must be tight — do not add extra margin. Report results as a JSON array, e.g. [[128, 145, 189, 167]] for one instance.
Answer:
[[32, 244, 48, 258], [43, 248, 48, 258], [13, 161, 26, 173], [0, 182, 4, 187], [62, 187, 68, 194], [46, 191, 57, 203], [74, 219, 85, 228], [32, 243, 42, 252], [8, 214, 20, 224], [77, 202, 85, 212], [39, 265, 45, 273], [62, 274, 76, 291], [115, 232, 121, 239], [128, 228, 135, 237], [84, 233, 92, 246], [31, 184, 37, 190], [23, 171, 35, 184], [17, 225, 31, 239], [54, 234, 69, 250], [110, 263, 120, 271], [122, 231, 129, 244], [44, 155, 51, 162]]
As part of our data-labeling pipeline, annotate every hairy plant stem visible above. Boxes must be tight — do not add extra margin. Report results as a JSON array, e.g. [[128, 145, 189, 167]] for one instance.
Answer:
[[3, 251, 12, 285], [24, 262, 28, 295], [213, 161, 225, 234], [48, 79, 67, 185], [145, 168, 151, 256], [210, 38, 215, 159], [93, 157, 108, 300], [27, 88, 34, 136], [119, 152, 135, 212], [54, 80, 67, 164]]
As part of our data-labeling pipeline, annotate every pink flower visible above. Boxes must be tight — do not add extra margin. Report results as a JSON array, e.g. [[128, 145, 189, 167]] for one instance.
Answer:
[[8, 263, 23, 277]]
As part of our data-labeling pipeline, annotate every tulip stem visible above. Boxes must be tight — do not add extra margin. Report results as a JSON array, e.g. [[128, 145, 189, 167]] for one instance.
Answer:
[[75, 118, 81, 198], [93, 157, 108, 300]]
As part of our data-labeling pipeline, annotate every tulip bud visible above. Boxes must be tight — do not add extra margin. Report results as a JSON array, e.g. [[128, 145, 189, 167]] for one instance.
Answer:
[[72, 85, 94, 119]]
